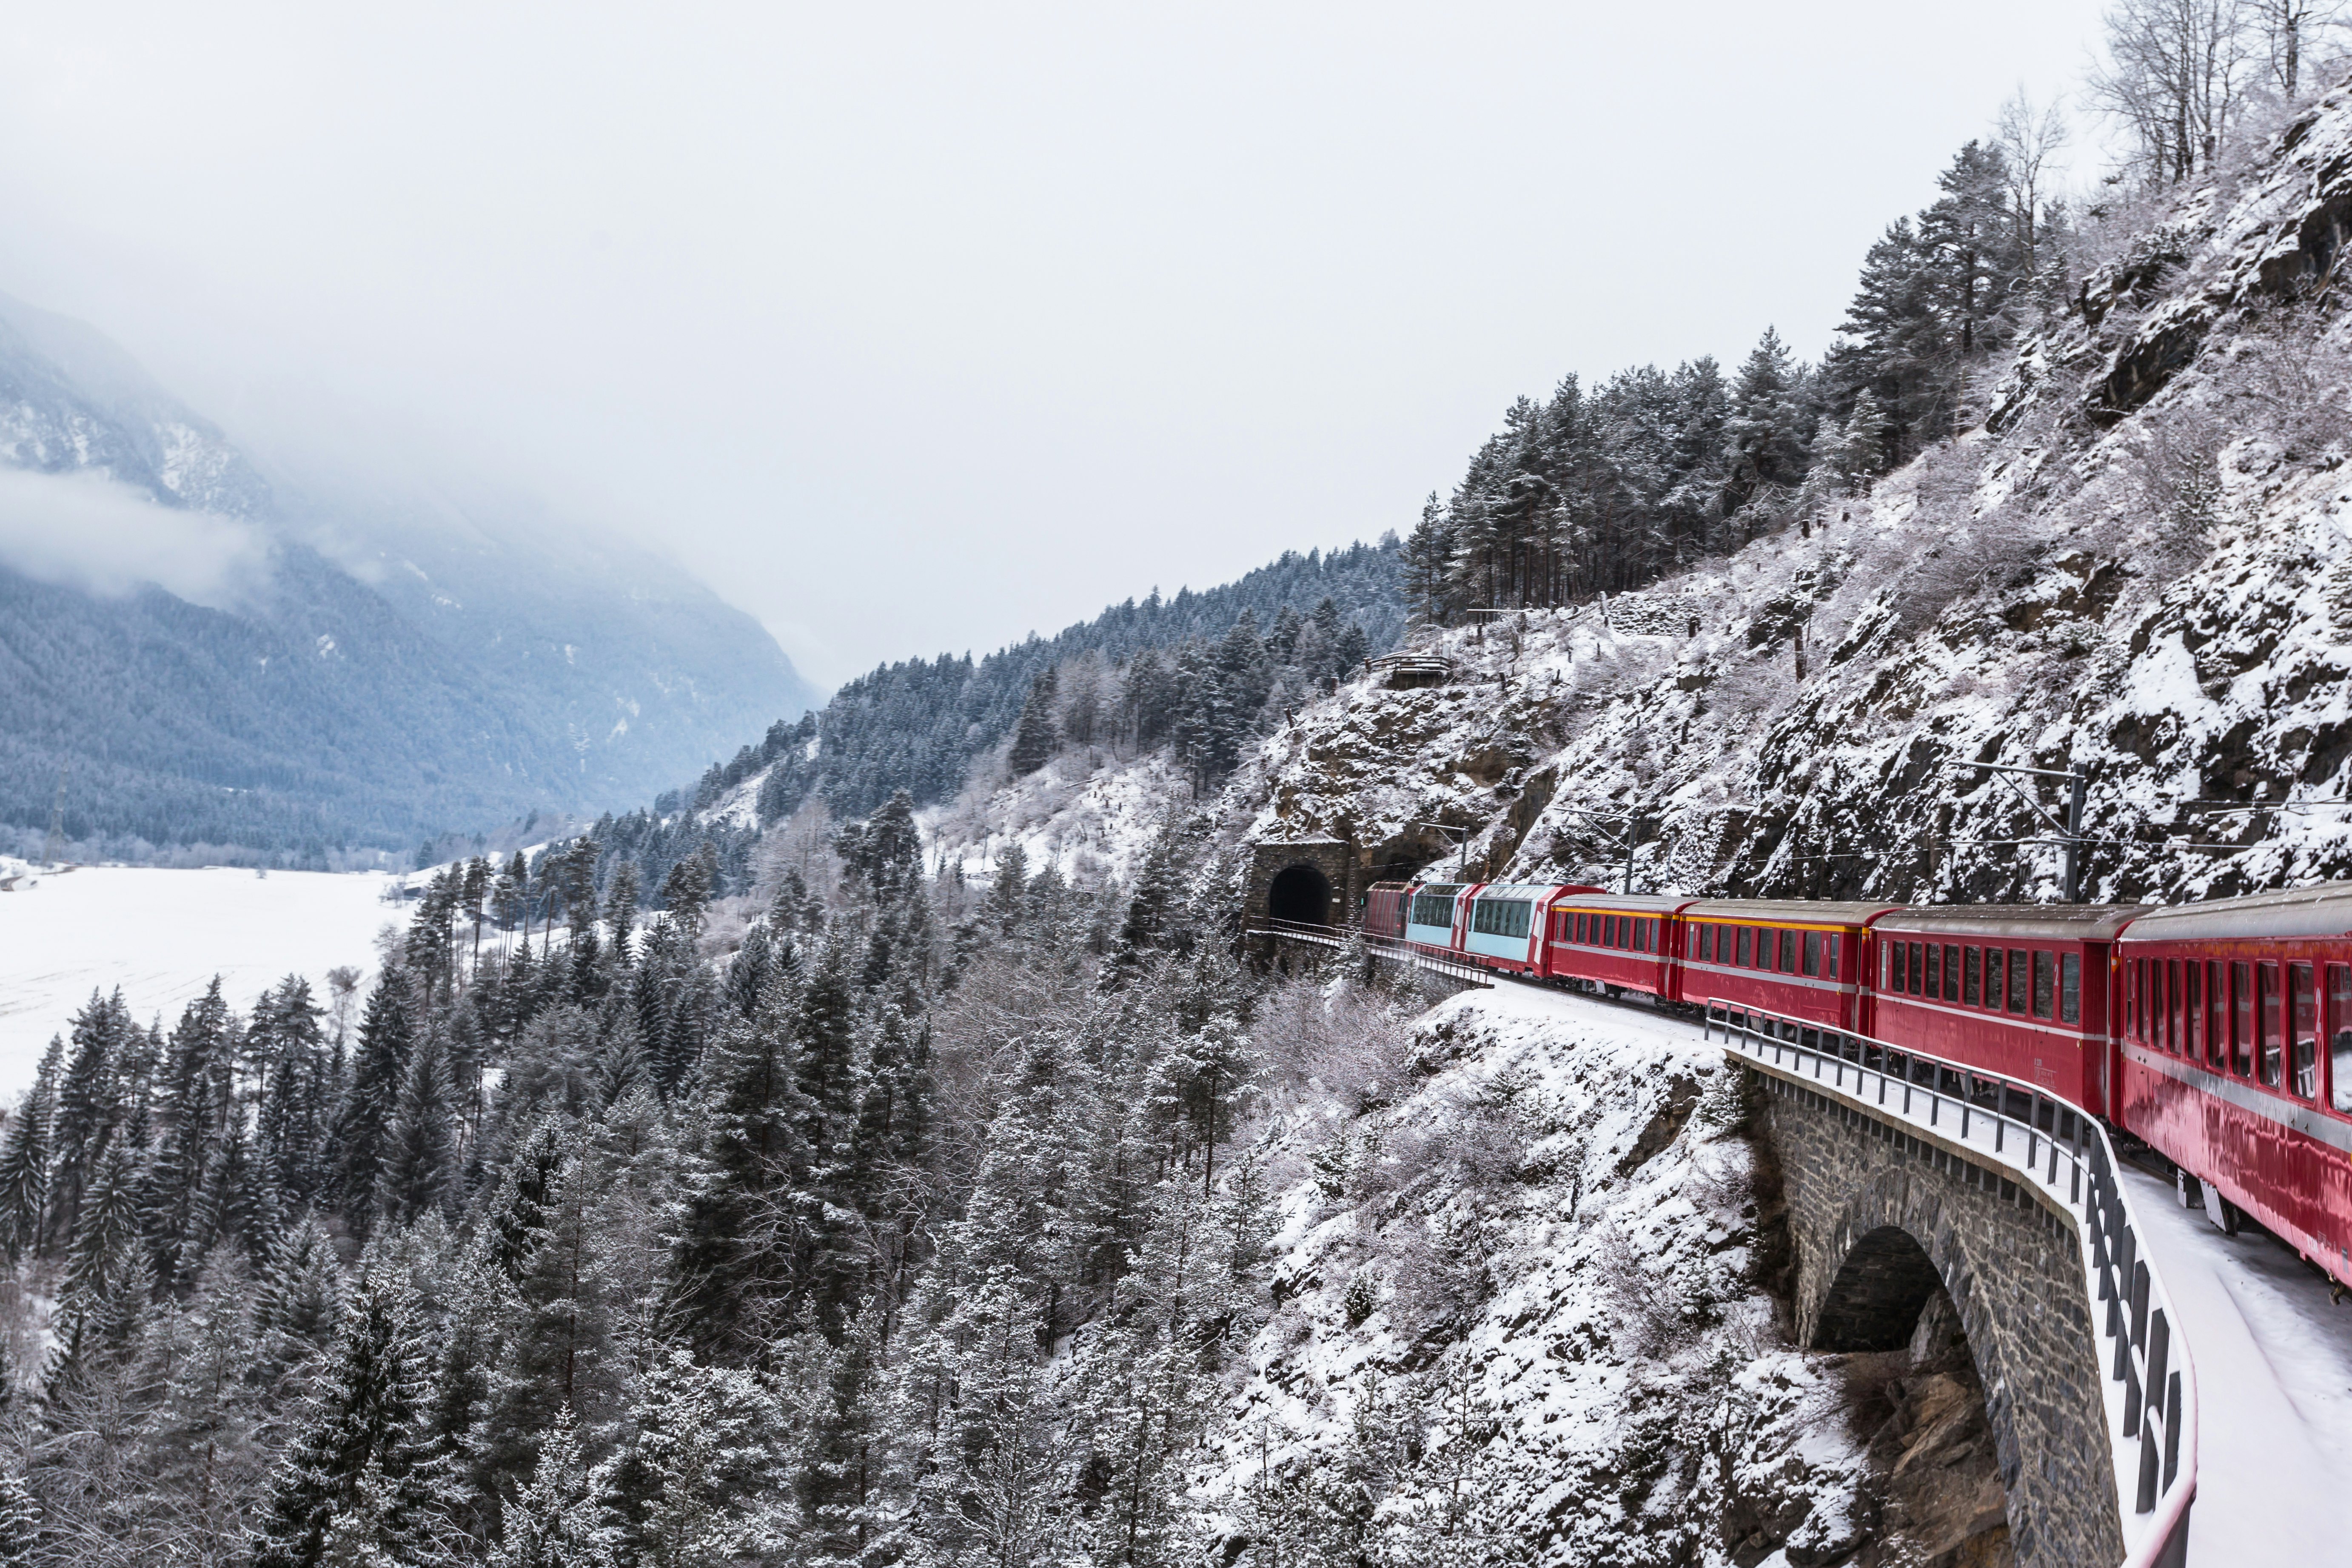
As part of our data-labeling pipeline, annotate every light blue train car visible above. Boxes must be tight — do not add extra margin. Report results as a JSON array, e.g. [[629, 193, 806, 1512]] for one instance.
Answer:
[[1404, 882, 1472, 949]]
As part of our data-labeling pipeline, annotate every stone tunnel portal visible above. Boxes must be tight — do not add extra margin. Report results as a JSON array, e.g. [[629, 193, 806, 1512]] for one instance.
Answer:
[[1266, 863, 1335, 927]]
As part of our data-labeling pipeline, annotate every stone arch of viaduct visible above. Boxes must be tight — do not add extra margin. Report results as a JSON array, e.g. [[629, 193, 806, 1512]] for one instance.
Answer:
[[1754, 1075, 2124, 1568]]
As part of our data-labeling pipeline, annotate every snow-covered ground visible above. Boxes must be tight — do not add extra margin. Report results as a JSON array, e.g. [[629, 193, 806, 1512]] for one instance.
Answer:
[[2120, 1164, 2352, 1562], [0, 865, 401, 1094]]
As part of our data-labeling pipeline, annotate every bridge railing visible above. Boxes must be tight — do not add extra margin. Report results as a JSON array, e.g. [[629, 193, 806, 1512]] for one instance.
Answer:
[[1246, 918, 1495, 987], [1705, 1001, 2196, 1568]]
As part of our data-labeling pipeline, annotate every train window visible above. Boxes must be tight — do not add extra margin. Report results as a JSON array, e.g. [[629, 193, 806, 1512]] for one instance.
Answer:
[[2033, 951, 2055, 1020], [2166, 959, 2183, 1051], [1826, 936, 1840, 981], [1634, 919, 1649, 954], [2329, 965, 2352, 1114], [2233, 962, 2255, 1076], [1924, 943, 1941, 996], [1603, 915, 1617, 947], [1802, 931, 1822, 977], [1778, 929, 1797, 972], [1940, 945, 1958, 1001], [2291, 964, 2318, 1099], [2061, 953, 2081, 1024], [1736, 927, 1751, 966], [2173, 964, 2192, 1062], [2206, 961, 2227, 1068], [2007, 949, 2030, 1012], [1699, 924, 1715, 962], [1964, 947, 1981, 1006], [2260, 964, 2284, 1087], [1984, 948, 2002, 1011]]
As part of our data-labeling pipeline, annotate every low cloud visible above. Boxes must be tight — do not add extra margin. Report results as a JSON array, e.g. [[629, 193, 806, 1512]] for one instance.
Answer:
[[0, 467, 271, 608]]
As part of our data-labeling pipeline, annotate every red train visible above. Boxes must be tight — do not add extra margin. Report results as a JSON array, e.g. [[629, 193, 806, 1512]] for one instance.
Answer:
[[1358, 877, 2352, 1289]]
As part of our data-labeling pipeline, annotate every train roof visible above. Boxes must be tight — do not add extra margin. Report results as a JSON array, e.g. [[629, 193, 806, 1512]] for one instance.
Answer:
[[1681, 898, 1906, 925], [1554, 892, 1696, 914], [2116, 881, 2352, 942], [1875, 904, 2150, 941], [1468, 882, 1566, 899]]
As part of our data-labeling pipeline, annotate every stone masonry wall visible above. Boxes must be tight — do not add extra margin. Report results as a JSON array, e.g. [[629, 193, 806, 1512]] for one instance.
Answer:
[[1752, 1070, 2125, 1568]]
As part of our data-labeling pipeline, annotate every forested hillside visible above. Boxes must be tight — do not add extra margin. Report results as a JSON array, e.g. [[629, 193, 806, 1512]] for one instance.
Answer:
[[678, 540, 1405, 829], [0, 291, 816, 865]]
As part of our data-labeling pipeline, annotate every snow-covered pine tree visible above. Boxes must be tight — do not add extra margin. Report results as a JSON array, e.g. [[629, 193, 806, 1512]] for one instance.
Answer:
[[1006, 667, 1061, 778], [250, 1271, 458, 1568]]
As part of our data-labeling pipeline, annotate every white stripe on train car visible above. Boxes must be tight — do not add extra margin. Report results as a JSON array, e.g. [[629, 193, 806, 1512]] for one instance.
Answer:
[[2124, 1042, 2352, 1154]]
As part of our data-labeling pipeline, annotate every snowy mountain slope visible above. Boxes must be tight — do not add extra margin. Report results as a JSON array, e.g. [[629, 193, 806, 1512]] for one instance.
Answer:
[[0, 288, 816, 858], [1204, 88, 2352, 905], [1193, 984, 2006, 1566]]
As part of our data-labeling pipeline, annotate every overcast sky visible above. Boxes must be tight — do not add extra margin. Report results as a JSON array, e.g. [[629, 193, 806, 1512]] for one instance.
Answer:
[[0, 2, 2107, 688]]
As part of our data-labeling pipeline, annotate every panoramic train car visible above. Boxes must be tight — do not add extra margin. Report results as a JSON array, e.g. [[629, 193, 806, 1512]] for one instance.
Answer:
[[1677, 899, 1902, 1031], [1461, 883, 1596, 973], [1869, 905, 2145, 1115], [2114, 883, 2352, 1286], [1542, 892, 1697, 998], [1402, 881, 1478, 950], [1363, 881, 1411, 942]]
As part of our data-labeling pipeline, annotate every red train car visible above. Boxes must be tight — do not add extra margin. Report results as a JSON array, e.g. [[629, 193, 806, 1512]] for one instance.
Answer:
[[1868, 905, 2144, 1117], [1542, 893, 1696, 998], [1677, 899, 1900, 1032], [1363, 881, 1411, 942], [2114, 884, 2352, 1288]]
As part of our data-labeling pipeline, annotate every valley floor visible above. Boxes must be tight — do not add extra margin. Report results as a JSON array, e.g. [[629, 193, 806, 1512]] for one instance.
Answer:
[[0, 864, 400, 1092]]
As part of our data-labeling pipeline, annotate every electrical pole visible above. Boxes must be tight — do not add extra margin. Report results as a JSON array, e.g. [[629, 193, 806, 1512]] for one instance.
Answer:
[[2063, 766, 2088, 904]]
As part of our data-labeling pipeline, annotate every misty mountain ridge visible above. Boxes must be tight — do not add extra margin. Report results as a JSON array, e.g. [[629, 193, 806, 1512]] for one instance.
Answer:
[[0, 288, 819, 863]]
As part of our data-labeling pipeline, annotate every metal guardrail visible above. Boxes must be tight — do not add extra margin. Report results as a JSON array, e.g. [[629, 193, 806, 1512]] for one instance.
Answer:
[[1247, 918, 1495, 987], [1706, 1002, 2196, 1568]]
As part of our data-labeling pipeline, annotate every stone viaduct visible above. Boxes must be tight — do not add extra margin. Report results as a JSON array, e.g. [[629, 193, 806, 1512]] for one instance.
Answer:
[[1750, 1065, 2129, 1568]]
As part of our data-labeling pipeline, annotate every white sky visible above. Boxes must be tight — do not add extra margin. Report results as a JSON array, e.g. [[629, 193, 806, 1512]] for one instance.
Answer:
[[0, 1, 2106, 688]]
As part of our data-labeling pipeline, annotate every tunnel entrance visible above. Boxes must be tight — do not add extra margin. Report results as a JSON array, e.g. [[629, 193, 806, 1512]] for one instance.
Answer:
[[1266, 863, 1334, 927], [1813, 1225, 1946, 1352]]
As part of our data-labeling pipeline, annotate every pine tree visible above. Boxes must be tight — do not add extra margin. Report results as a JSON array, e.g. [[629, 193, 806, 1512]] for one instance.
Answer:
[[0, 1041, 60, 1261], [1006, 668, 1060, 778], [0, 1469, 36, 1565], [383, 1033, 458, 1225], [493, 1406, 614, 1568], [333, 975, 416, 1236], [250, 1272, 456, 1568]]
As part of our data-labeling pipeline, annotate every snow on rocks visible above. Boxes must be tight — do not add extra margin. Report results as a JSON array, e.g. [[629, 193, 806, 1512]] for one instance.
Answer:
[[922, 749, 1192, 886], [1197, 984, 1883, 1566]]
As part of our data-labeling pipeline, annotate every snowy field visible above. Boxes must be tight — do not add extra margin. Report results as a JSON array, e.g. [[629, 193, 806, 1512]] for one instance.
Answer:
[[0, 865, 401, 1095]]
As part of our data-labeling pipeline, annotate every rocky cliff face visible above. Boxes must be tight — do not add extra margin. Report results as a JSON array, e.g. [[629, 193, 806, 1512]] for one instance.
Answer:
[[1212, 86, 2352, 906]]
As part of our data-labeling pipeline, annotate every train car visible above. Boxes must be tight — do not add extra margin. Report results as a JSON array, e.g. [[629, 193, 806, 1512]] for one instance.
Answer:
[[2113, 883, 2352, 1287], [1542, 892, 1697, 998], [1676, 899, 1901, 1031], [1363, 881, 1411, 942], [1402, 881, 1479, 951], [1868, 905, 2145, 1116], [1460, 883, 1598, 974]]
